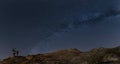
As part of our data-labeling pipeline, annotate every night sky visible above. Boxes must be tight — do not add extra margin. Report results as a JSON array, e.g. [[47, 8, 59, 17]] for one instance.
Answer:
[[0, 0, 120, 59]]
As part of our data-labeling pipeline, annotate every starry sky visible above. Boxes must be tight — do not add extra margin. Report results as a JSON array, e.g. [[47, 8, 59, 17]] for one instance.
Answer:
[[0, 0, 120, 59]]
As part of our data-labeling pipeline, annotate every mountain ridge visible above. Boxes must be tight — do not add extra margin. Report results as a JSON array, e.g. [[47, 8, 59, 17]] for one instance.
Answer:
[[1, 46, 120, 64]]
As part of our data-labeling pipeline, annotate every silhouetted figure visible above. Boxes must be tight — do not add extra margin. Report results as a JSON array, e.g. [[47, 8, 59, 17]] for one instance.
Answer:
[[12, 48, 19, 57], [16, 50, 19, 56], [12, 48, 16, 57]]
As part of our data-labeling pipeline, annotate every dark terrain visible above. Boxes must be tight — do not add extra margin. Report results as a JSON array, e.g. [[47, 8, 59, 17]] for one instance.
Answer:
[[1, 46, 120, 64]]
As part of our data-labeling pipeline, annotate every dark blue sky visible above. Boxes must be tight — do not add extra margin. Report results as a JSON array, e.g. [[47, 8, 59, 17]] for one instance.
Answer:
[[0, 0, 120, 59]]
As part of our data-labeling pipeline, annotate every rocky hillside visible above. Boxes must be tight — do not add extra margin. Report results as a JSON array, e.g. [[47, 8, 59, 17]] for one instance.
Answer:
[[1, 47, 120, 64]]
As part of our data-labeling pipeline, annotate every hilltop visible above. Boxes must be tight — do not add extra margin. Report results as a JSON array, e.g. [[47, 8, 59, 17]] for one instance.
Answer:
[[1, 47, 120, 64]]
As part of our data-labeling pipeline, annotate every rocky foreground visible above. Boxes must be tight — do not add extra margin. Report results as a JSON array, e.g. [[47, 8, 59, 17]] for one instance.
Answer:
[[1, 46, 120, 64]]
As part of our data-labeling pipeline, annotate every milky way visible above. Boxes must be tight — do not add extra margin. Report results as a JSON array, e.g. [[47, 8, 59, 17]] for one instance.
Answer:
[[0, 0, 120, 59], [30, 1, 120, 54]]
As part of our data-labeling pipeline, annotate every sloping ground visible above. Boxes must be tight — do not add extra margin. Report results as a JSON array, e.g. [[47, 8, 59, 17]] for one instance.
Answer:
[[1, 47, 120, 64]]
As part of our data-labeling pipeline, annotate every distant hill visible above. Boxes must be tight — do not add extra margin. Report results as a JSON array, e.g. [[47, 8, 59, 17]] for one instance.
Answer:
[[1, 47, 120, 64]]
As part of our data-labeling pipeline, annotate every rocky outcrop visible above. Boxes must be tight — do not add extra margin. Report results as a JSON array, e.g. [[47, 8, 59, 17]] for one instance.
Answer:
[[1, 46, 120, 64]]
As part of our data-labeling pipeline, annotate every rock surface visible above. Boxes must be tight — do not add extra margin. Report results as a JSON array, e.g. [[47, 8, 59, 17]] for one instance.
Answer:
[[0, 47, 120, 64]]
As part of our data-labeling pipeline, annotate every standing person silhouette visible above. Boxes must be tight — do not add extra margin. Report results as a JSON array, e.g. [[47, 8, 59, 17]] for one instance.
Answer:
[[16, 50, 19, 56], [12, 48, 16, 57]]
